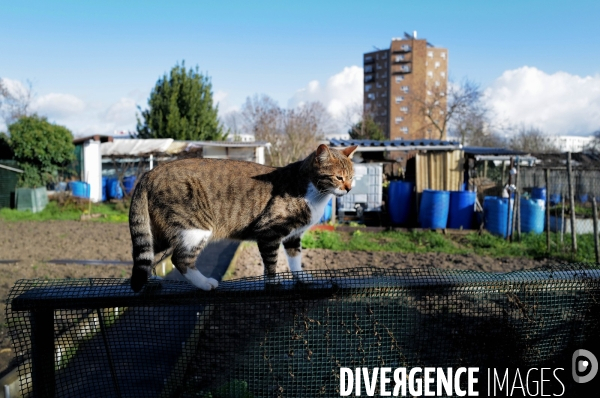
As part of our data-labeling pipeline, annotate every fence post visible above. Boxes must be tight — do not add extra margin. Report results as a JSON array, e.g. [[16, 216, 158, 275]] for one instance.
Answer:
[[593, 197, 600, 264], [506, 157, 513, 241], [30, 309, 56, 398], [545, 169, 550, 252], [567, 152, 577, 253]]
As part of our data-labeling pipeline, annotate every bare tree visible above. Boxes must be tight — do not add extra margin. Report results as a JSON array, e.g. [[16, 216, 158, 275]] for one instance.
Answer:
[[0, 78, 35, 127], [410, 79, 486, 140], [221, 110, 244, 140], [241, 94, 332, 166], [584, 129, 600, 153], [506, 125, 559, 153]]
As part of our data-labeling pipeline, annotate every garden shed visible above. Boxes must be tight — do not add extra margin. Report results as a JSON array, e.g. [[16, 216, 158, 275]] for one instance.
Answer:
[[0, 161, 23, 209], [328, 138, 464, 192]]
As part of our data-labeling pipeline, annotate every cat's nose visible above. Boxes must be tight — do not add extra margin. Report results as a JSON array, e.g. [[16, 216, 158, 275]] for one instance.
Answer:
[[344, 182, 352, 192]]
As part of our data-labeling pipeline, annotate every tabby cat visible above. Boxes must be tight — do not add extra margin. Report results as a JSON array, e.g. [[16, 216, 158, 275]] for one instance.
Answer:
[[129, 144, 358, 292]]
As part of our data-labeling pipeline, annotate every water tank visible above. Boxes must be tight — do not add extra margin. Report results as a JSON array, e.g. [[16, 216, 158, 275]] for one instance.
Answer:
[[483, 197, 513, 238], [388, 181, 414, 226], [123, 175, 137, 195], [448, 191, 476, 229], [101, 177, 107, 202], [69, 181, 90, 199], [106, 178, 123, 200], [531, 187, 546, 202], [320, 198, 333, 223], [520, 198, 544, 234], [419, 190, 450, 229]]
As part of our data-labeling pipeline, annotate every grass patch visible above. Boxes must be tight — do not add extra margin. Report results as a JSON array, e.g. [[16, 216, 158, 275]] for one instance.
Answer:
[[302, 229, 598, 261], [0, 200, 129, 223]]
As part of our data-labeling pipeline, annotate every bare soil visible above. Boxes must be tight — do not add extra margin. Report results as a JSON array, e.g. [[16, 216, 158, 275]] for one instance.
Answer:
[[0, 220, 554, 376]]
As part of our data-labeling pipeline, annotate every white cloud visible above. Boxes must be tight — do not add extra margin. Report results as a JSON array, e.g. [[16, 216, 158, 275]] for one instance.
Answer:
[[214, 90, 240, 116], [485, 66, 600, 136], [33, 93, 85, 118], [289, 66, 363, 121]]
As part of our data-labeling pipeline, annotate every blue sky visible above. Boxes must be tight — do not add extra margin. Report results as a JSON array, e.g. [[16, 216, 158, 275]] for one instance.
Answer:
[[1, 0, 599, 137]]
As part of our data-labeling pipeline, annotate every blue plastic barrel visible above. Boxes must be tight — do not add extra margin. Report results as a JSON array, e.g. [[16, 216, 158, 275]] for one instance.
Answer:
[[520, 198, 544, 234], [320, 198, 332, 223], [579, 194, 589, 203], [483, 197, 513, 238], [101, 177, 107, 202], [107, 178, 123, 199], [531, 187, 546, 202], [448, 191, 476, 229], [123, 175, 137, 195], [419, 190, 450, 229], [388, 181, 414, 226], [69, 181, 90, 199]]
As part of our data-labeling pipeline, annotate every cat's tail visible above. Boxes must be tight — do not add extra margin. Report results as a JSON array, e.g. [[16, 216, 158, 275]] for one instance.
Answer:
[[129, 181, 154, 292]]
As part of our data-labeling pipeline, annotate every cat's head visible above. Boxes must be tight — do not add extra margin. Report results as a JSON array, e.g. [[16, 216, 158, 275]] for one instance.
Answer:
[[310, 144, 359, 197]]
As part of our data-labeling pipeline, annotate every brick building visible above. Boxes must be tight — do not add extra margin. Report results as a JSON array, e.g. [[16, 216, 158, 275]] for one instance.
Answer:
[[363, 33, 448, 140]]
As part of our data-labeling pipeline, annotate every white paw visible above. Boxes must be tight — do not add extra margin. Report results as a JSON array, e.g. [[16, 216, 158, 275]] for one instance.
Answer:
[[206, 278, 219, 290], [293, 270, 315, 284]]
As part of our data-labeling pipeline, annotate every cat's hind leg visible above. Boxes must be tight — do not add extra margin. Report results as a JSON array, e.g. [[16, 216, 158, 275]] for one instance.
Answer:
[[258, 240, 285, 286], [283, 236, 314, 283], [172, 229, 219, 291]]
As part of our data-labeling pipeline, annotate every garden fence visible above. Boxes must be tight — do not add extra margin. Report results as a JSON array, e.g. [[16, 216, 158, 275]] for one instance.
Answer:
[[7, 266, 600, 397]]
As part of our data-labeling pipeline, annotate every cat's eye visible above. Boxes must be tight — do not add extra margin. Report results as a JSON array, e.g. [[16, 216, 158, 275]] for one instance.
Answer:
[[336, 176, 344, 181]]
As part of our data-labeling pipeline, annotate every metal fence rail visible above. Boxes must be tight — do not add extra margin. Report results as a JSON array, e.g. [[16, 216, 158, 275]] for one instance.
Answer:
[[7, 266, 600, 397]]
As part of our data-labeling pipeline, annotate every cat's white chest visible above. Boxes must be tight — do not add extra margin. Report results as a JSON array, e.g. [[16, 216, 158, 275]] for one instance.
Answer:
[[288, 183, 331, 238]]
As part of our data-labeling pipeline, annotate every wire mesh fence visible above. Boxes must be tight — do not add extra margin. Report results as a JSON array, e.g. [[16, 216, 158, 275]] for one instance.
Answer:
[[6, 266, 600, 397]]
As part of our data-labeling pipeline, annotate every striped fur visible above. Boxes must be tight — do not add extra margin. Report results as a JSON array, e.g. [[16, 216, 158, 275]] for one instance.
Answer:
[[129, 144, 358, 291]]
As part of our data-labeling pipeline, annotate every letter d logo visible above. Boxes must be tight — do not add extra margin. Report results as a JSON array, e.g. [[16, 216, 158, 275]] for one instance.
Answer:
[[572, 349, 598, 383]]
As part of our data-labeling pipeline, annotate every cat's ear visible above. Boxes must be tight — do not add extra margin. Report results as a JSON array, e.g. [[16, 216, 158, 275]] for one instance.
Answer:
[[316, 144, 331, 164], [341, 145, 359, 159]]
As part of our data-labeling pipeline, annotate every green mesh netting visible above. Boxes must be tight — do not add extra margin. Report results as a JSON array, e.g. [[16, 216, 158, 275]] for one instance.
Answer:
[[6, 265, 600, 397]]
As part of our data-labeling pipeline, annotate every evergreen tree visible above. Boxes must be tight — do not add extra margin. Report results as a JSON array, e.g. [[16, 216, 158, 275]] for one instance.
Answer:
[[136, 62, 226, 140], [348, 117, 385, 141]]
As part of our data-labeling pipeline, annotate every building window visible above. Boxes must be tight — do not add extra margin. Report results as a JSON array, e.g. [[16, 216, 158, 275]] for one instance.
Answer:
[[435, 81, 440, 87], [365, 65, 373, 73], [395, 116, 404, 124], [440, 71, 446, 78], [365, 84, 372, 92], [427, 71, 433, 77], [382, 52, 388, 59], [401, 65, 410, 72], [395, 75, 404, 83], [401, 44, 411, 51], [365, 103, 371, 110], [365, 56, 373, 63], [400, 127, 409, 134], [400, 106, 408, 113], [382, 91, 387, 97], [367, 93, 375, 100], [395, 55, 404, 62], [434, 61, 440, 69], [364, 75, 373, 82], [401, 86, 409, 93], [428, 51, 433, 58], [395, 96, 404, 104], [441, 52, 446, 59], [376, 82, 381, 88], [381, 109, 387, 116], [427, 90, 432, 96]]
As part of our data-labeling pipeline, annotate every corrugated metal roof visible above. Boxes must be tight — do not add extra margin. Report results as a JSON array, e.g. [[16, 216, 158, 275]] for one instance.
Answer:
[[463, 146, 529, 156], [329, 139, 461, 151]]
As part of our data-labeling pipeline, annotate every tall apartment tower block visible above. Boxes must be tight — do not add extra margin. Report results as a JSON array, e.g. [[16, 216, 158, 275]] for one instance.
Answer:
[[363, 34, 448, 140]]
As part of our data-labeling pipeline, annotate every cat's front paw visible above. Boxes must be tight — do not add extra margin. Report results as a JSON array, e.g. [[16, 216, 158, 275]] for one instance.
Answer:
[[265, 274, 284, 289], [293, 270, 315, 284], [206, 278, 219, 290]]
